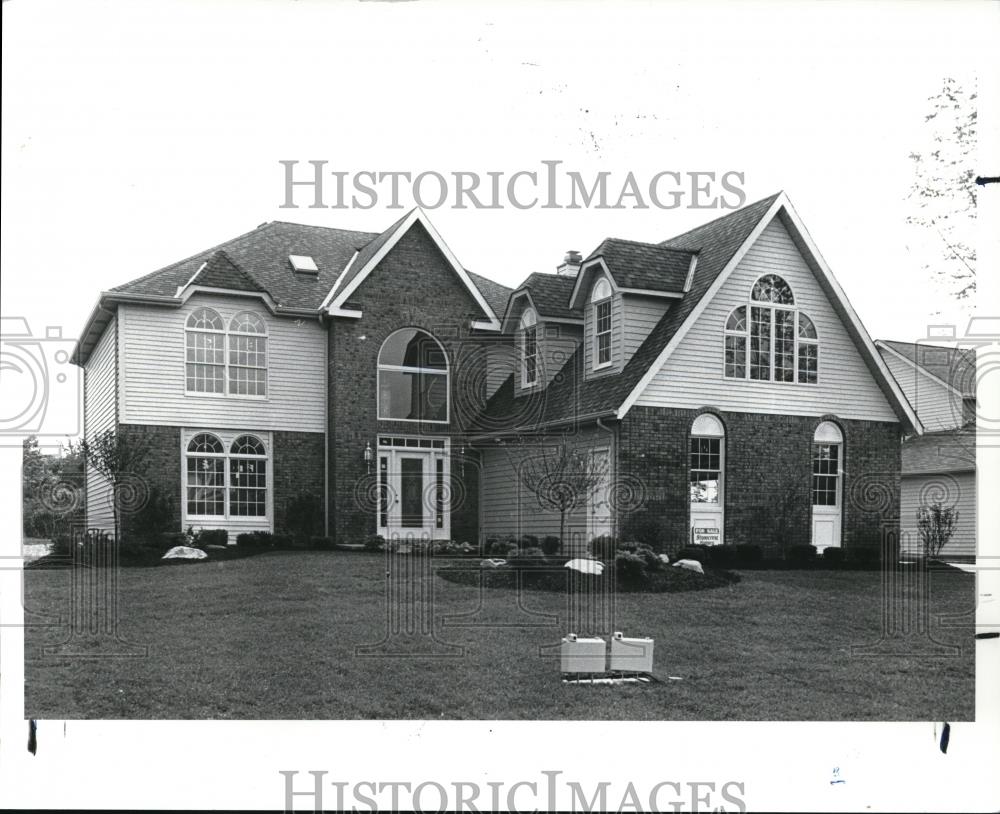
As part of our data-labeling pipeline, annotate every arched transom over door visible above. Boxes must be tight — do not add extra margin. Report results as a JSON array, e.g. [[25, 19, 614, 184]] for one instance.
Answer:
[[689, 413, 725, 546], [811, 421, 843, 550]]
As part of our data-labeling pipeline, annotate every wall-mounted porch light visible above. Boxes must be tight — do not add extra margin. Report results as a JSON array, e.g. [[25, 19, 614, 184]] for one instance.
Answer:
[[364, 440, 373, 473]]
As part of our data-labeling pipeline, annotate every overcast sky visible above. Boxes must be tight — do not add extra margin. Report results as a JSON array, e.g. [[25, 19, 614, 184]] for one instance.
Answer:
[[2, 0, 994, 347]]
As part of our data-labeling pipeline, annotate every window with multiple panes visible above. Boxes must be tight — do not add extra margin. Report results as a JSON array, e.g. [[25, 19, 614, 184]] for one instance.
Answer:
[[520, 308, 538, 387], [185, 307, 268, 397], [591, 277, 613, 369], [811, 443, 840, 506], [377, 328, 449, 423], [185, 432, 268, 519], [725, 274, 818, 383]]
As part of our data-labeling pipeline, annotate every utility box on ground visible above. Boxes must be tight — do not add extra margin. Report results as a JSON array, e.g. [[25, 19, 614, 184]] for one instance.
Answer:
[[560, 634, 606, 673], [609, 632, 654, 673]]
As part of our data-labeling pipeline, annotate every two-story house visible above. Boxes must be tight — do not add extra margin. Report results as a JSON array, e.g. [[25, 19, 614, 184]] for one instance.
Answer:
[[73, 192, 921, 555], [876, 340, 976, 561]]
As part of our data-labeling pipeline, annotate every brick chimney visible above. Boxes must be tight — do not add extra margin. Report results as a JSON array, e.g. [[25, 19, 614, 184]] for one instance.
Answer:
[[556, 250, 582, 276]]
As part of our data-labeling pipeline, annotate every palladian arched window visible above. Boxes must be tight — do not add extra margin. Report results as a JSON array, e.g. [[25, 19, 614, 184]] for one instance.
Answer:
[[229, 435, 267, 517], [185, 308, 225, 393], [724, 274, 818, 383], [184, 431, 269, 520], [185, 307, 268, 396], [377, 329, 449, 423], [186, 432, 225, 516]]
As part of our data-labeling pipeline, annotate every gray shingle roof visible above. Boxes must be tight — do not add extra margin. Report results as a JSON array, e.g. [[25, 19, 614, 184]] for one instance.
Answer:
[[902, 426, 975, 474], [191, 250, 265, 293], [475, 193, 782, 431], [467, 271, 514, 319], [516, 273, 580, 319], [880, 340, 977, 396], [586, 238, 694, 291]]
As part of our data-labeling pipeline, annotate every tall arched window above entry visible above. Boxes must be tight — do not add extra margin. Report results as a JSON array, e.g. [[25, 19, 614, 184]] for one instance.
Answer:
[[689, 413, 724, 505], [185, 308, 225, 393], [228, 312, 268, 396], [591, 276, 613, 369], [724, 274, 818, 384], [377, 329, 449, 423], [520, 307, 538, 387]]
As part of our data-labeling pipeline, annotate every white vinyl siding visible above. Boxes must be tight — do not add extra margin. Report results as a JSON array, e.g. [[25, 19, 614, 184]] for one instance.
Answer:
[[635, 217, 898, 421], [881, 351, 964, 431], [539, 324, 582, 389], [622, 295, 670, 364], [84, 315, 117, 534], [485, 341, 516, 400], [118, 295, 325, 432], [479, 427, 611, 556], [900, 472, 976, 560]]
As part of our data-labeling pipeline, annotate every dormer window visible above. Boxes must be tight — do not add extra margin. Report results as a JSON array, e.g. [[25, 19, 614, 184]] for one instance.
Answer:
[[724, 274, 818, 383], [591, 277, 613, 369], [520, 307, 538, 387], [289, 254, 318, 274]]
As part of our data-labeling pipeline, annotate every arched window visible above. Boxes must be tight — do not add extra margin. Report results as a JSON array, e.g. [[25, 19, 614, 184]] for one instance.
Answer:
[[378, 329, 449, 423], [186, 433, 225, 516], [591, 276, 613, 369], [812, 421, 843, 507], [724, 275, 817, 383], [229, 435, 267, 517], [689, 413, 724, 505], [185, 307, 268, 397], [228, 312, 268, 397], [520, 307, 538, 387], [185, 308, 225, 393]]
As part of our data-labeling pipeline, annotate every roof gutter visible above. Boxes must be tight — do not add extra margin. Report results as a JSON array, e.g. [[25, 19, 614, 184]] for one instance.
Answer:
[[467, 409, 618, 443]]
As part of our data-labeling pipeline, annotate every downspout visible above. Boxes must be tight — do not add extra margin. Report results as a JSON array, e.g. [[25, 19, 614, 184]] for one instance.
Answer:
[[320, 311, 330, 538], [596, 416, 618, 539]]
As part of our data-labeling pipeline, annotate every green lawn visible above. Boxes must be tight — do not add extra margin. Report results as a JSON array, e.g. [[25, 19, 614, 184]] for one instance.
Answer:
[[24, 551, 975, 720]]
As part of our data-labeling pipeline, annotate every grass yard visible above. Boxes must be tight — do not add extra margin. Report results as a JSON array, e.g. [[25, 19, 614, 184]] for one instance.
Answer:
[[24, 551, 974, 720]]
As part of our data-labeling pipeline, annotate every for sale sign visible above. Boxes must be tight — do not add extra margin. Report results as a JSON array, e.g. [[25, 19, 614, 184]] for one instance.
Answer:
[[692, 527, 721, 546]]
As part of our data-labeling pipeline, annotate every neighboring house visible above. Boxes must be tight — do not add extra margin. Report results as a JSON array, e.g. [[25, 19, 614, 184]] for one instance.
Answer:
[[876, 340, 976, 561], [73, 192, 920, 555]]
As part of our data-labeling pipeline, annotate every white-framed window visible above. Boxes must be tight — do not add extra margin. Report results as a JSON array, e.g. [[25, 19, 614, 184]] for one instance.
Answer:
[[689, 413, 725, 505], [184, 431, 269, 520], [591, 277, 613, 369], [377, 328, 449, 423], [520, 307, 538, 387], [185, 308, 226, 393], [228, 312, 268, 396], [185, 307, 268, 397], [811, 421, 843, 506], [724, 274, 818, 384]]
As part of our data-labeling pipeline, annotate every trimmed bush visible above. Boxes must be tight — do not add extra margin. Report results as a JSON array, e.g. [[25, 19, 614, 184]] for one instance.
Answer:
[[786, 544, 817, 564], [541, 536, 561, 556], [590, 535, 618, 561], [363, 534, 386, 551], [674, 545, 708, 564], [197, 529, 229, 547], [707, 545, 738, 567], [734, 544, 763, 565], [236, 531, 274, 550], [519, 534, 539, 550], [615, 550, 648, 584], [822, 547, 846, 564], [159, 531, 188, 549]]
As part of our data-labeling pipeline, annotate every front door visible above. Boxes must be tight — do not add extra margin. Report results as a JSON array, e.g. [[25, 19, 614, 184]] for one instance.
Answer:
[[378, 437, 450, 541], [811, 441, 842, 549]]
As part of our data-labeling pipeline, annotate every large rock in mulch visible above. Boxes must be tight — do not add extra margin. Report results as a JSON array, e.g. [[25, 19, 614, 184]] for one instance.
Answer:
[[480, 558, 507, 568], [565, 558, 605, 575], [162, 546, 207, 560], [672, 558, 704, 575]]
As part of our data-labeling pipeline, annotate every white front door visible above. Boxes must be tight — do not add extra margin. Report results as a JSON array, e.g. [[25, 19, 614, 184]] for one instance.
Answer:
[[377, 437, 450, 541], [811, 441, 842, 550], [587, 448, 612, 540]]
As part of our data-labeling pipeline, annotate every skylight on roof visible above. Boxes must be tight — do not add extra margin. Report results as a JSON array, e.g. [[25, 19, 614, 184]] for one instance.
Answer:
[[289, 254, 319, 273]]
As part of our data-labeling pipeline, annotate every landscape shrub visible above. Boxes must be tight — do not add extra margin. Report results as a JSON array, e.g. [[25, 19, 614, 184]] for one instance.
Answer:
[[130, 487, 175, 545], [197, 529, 229, 547], [511, 546, 544, 560], [489, 538, 518, 557], [707, 545, 738, 567], [236, 531, 274, 550], [271, 534, 296, 550], [615, 550, 648, 584], [363, 534, 386, 551], [734, 544, 763, 565], [848, 546, 881, 566], [519, 534, 539, 550], [50, 532, 74, 557], [674, 545, 708, 564], [158, 531, 188, 549], [590, 535, 618, 561], [822, 547, 846, 564], [311, 536, 334, 550], [284, 492, 323, 544], [541, 535, 561, 556], [786, 544, 817, 564]]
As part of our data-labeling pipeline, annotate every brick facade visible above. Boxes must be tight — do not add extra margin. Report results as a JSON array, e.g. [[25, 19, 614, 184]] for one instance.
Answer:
[[271, 431, 326, 537], [618, 406, 901, 555], [118, 423, 182, 538], [327, 221, 490, 542]]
